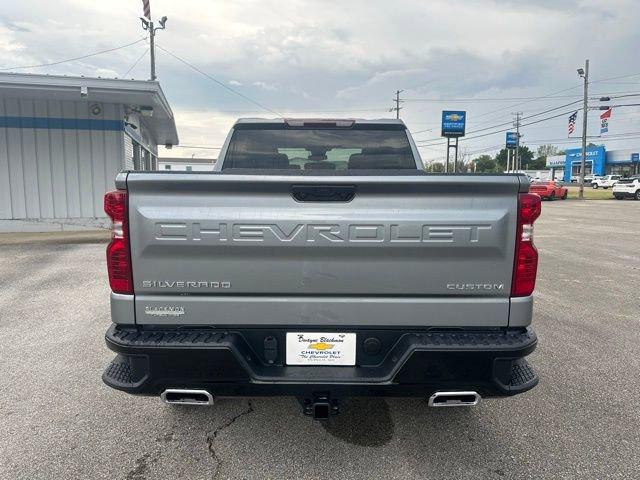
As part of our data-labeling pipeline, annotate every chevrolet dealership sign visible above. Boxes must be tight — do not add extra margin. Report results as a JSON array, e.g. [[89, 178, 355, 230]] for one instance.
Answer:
[[441, 111, 466, 137], [546, 155, 565, 167]]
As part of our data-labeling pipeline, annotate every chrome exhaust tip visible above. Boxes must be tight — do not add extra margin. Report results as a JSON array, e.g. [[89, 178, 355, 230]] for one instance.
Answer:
[[428, 391, 480, 407], [161, 389, 214, 406]]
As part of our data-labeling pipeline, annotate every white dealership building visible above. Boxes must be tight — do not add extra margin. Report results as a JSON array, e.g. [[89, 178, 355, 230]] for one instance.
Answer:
[[158, 157, 216, 171], [0, 73, 178, 229]]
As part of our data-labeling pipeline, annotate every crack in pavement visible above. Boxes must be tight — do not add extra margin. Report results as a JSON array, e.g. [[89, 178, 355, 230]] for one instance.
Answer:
[[126, 452, 157, 480], [206, 400, 255, 479]]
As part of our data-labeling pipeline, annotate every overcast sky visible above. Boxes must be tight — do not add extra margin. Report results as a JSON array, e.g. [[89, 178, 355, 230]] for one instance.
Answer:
[[2, 0, 640, 161]]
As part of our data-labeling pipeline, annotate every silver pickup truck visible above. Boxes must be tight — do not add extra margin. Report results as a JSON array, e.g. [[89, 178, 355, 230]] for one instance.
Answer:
[[102, 118, 540, 419]]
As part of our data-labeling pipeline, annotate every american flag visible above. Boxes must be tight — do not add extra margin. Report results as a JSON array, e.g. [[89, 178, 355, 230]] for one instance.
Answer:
[[141, 0, 151, 19], [568, 111, 578, 136], [600, 108, 612, 134]]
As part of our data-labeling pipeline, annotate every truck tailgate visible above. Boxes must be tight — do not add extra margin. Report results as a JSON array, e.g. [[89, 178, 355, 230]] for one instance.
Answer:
[[126, 173, 524, 327]]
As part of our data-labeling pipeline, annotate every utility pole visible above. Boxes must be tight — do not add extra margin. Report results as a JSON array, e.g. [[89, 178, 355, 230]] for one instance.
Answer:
[[512, 112, 523, 172], [391, 90, 404, 119], [578, 59, 589, 200], [140, 15, 168, 81]]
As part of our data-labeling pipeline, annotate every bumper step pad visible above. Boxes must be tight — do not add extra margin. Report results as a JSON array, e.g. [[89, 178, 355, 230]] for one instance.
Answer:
[[509, 359, 537, 388], [102, 353, 149, 389], [104, 357, 132, 385]]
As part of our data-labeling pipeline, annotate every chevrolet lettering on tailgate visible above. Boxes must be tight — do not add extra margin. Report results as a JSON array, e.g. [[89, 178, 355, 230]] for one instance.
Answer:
[[154, 222, 494, 244]]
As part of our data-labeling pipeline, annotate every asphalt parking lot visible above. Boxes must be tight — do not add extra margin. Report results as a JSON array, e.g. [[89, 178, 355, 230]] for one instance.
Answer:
[[1, 200, 639, 480]]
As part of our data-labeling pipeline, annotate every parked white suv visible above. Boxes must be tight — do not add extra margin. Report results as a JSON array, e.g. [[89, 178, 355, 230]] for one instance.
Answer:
[[613, 177, 640, 200], [591, 175, 621, 189]]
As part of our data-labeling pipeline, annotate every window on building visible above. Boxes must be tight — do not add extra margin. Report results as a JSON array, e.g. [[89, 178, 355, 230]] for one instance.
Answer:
[[186, 165, 193, 171], [572, 164, 592, 176], [607, 164, 632, 176], [164, 165, 171, 170]]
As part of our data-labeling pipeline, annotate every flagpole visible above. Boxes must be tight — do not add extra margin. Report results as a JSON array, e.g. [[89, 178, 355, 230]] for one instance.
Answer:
[[578, 59, 589, 200], [139, 0, 167, 81], [149, 21, 156, 81]]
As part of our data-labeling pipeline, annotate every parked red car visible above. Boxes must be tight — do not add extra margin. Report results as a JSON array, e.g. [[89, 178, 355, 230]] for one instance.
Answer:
[[529, 180, 568, 200]]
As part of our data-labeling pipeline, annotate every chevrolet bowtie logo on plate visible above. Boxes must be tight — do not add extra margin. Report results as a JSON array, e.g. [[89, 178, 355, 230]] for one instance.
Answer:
[[308, 342, 334, 351]]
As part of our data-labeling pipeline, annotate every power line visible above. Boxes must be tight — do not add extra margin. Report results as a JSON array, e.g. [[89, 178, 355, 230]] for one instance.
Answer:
[[418, 102, 640, 151], [418, 107, 585, 148], [410, 78, 640, 136], [404, 94, 585, 103], [0, 38, 147, 71], [415, 100, 583, 142], [590, 71, 640, 85], [406, 88, 638, 105], [422, 130, 640, 163], [123, 47, 150, 78], [468, 85, 583, 123], [523, 131, 640, 145], [411, 92, 640, 137], [155, 43, 282, 117]]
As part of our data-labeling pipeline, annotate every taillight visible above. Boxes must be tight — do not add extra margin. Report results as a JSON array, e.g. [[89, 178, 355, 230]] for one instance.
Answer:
[[104, 190, 133, 294], [511, 193, 542, 297]]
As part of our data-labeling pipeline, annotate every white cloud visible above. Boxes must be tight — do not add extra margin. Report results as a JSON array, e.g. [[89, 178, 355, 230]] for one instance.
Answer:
[[252, 81, 276, 91], [1, 0, 639, 159]]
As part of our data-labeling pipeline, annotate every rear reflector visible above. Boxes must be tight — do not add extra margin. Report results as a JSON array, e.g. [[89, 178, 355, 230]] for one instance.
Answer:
[[511, 193, 542, 297], [104, 190, 133, 295]]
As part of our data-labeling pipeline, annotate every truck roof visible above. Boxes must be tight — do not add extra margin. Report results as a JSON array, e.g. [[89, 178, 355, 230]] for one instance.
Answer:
[[233, 118, 406, 127]]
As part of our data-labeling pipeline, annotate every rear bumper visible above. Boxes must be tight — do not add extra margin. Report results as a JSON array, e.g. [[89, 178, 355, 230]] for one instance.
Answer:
[[613, 191, 635, 198], [103, 325, 538, 399]]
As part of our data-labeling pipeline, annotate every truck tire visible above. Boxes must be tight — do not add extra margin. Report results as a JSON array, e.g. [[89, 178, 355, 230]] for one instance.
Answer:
[[614, 195, 624, 200], [562, 191, 568, 200], [635, 190, 640, 201], [592, 184, 598, 189], [550, 191, 556, 201]]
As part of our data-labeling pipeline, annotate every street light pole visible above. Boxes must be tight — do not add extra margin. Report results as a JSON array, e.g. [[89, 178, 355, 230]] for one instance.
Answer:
[[578, 59, 589, 200]]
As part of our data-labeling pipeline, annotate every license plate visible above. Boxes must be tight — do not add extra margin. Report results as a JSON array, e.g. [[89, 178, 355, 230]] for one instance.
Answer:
[[286, 332, 356, 366]]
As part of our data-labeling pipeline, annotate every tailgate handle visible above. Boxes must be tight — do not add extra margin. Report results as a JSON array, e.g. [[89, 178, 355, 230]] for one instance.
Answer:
[[291, 185, 356, 202]]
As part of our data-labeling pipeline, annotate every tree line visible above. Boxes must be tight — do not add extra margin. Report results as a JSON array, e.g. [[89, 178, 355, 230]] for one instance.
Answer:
[[424, 144, 563, 173]]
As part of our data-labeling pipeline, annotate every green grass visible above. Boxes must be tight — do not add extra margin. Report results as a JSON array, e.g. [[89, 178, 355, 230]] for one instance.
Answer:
[[564, 186, 616, 200]]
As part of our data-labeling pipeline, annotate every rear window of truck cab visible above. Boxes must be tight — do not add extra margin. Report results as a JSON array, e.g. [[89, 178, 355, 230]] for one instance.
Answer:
[[223, 125, 417, 170]]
